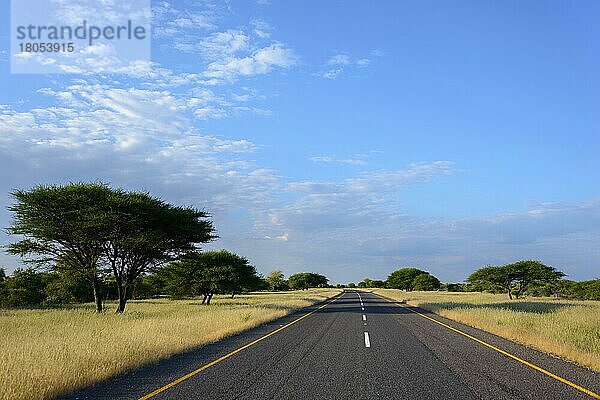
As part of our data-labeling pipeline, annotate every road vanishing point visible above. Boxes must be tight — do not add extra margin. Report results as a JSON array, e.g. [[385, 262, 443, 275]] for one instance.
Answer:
[[66, 291, 600, 400]]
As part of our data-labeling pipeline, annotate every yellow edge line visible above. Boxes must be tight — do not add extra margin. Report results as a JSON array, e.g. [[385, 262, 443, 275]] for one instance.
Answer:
[[138, 294, 341, 400], [376, 293, 600, 400]]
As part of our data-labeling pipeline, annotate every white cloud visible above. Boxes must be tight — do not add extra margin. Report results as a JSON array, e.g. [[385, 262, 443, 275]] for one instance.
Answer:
[[231, 93, 252, 102], [194, 107, 227, 120], [310, 156, 333, 162], [0, 83, 271, 206], [356, 58, 370, 67], [321, 68, 343, 80], [152, 2, 218, 38], [310, 155, 367, 165], [318, 52, 375, 79], [251, 19, 273, 39], [327, 54, 351, 66], [289, 161, 455, 195], [204, 43, 297, 83], [261, 162, 456, 242], [276, 233, 289, 241], [254, 44, 296, 66], [195, 30, 250, 57], [48, 0, 150, 26]]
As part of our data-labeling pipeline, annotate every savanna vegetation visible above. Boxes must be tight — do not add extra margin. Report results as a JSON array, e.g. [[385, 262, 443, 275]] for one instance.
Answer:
[[0, 289, 339, 400], [2, 182, 598, 397], [355, 262, 599, 301], [0, 182, 339, 399]]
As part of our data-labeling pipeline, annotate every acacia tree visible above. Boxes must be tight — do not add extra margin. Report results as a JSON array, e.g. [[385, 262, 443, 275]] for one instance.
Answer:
[[161, 252, 210, 300], [507, 260, 564, 299], [207, 251, 261, 299], [412, 274, 441, 291], [467, 261, 564, 299], [386, 268, 428, 291], [7, 183, 112, 312], [7, 183, 216, 313], [163, 250, 260, 304], [287, 272, 328, 290], [102, 191, 216, 313], [266, 270, 286, 291], [467, 266, 513, 298]]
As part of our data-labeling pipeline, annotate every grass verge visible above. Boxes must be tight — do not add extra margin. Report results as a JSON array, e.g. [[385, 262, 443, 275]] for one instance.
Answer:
[[368, 289, 600, 372], [0, 289, 340, 400]]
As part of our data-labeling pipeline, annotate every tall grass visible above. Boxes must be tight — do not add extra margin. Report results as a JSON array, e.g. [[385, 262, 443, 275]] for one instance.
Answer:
[[0, 289, 339, 400], [369, 289, 600, 372]]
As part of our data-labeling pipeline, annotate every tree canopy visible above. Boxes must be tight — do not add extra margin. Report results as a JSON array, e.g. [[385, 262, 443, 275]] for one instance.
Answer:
[[412, 274, 441, 291], [467, 261, 564, 299], [102, 190, 215, 312], [386, 268, 428, 291], [162, 250, 261, 304], [265, 270, 287, 291], [287, 272, 328, 290]]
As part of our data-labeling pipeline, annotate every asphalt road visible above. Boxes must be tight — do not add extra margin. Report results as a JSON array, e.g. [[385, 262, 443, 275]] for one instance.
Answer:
[[65, 291, 600, 400]]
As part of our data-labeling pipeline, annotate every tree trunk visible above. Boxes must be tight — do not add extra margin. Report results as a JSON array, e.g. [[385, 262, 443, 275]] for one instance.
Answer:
[[91, 274, 103, 313], [507, 289, 513, 300], [201, 294, 208, 304], [115, 282, 127, 313], [515, 281, 525, 299], [231, 291, 235, 299], [206, 293, 213, 305]]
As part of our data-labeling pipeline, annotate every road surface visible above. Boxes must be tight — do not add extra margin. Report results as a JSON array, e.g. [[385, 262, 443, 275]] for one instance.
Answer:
[[65, 291, 600, 399]]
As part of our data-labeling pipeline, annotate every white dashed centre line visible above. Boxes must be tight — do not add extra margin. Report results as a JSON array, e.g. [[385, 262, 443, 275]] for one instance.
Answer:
[[362, 314, 366, 321], [364, 332, 371, 348], [361, 306, 364, 311]]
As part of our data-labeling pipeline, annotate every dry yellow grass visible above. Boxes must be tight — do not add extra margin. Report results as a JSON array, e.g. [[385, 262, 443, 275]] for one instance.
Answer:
[[0, 289, 339, 400], [368, 289, 600, 372]]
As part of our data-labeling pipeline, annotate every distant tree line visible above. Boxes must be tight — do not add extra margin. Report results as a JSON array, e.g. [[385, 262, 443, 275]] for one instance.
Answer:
[[0, 265, 330, 308], [349, 261, 599, 300]]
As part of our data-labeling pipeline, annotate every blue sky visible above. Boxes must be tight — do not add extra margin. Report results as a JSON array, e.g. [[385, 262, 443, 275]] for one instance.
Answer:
[[0, 0, 599, 283]]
